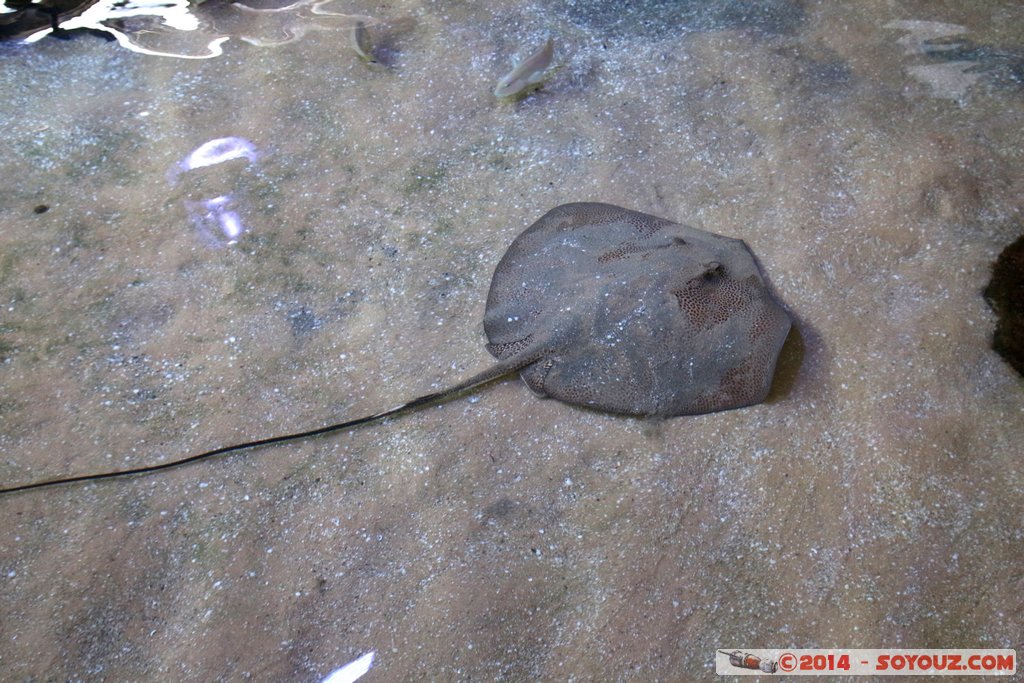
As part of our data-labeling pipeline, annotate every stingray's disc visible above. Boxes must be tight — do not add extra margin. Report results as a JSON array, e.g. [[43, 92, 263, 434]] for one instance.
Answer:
[[483, 203, 792, 417]]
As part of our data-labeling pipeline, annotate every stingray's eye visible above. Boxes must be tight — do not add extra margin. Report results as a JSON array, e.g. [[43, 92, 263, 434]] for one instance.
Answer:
[[702, 262, 725, 280], [672, 236, 687, 246]]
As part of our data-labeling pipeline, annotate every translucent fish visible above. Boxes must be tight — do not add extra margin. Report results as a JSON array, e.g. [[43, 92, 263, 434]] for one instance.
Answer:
[[350, 20, 376, 62], [494, 37, 554, 99]]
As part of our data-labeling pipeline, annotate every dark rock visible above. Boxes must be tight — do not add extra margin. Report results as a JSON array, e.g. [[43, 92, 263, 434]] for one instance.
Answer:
[[984, 233, 1024, 376]]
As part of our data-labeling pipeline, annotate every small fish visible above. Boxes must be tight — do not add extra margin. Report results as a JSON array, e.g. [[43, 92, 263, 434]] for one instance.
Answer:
[[494, 37, 554, 99], [350, 20, 376, 62]]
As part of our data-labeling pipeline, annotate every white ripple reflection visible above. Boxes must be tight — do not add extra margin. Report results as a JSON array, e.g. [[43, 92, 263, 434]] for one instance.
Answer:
[[20, 0, 372, 60]]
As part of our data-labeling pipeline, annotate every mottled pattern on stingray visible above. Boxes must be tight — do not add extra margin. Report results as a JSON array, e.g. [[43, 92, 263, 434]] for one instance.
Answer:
[[483, 203, 792, 417]]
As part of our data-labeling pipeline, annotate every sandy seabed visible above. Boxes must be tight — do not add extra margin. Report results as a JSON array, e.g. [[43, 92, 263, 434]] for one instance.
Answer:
[[0, 0, 1021, 680]]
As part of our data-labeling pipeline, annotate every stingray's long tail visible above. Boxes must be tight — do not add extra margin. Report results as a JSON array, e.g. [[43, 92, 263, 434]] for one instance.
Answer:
[[0, 355, 537, 496]]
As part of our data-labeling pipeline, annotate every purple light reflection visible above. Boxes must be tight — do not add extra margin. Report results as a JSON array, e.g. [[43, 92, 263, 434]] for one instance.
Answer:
[[185, 137, 259, 171], [170, 137, 259, 247], [185, 196, 244, 246], [168, 136, 258, 184]]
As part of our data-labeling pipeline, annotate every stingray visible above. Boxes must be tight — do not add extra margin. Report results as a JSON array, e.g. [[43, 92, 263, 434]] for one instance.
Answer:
[[0, 203, 792, 495]]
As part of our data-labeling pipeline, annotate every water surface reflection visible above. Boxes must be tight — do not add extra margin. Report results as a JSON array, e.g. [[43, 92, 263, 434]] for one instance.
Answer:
[[3, 0, 371, 58]]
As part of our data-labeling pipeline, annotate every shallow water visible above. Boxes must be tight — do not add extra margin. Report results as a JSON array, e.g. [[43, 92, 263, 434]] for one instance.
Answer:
[[1, 0, 1022, 680]]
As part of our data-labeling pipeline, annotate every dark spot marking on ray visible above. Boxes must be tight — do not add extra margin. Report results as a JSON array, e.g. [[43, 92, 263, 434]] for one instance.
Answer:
[[0, 203, 792, 495]]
